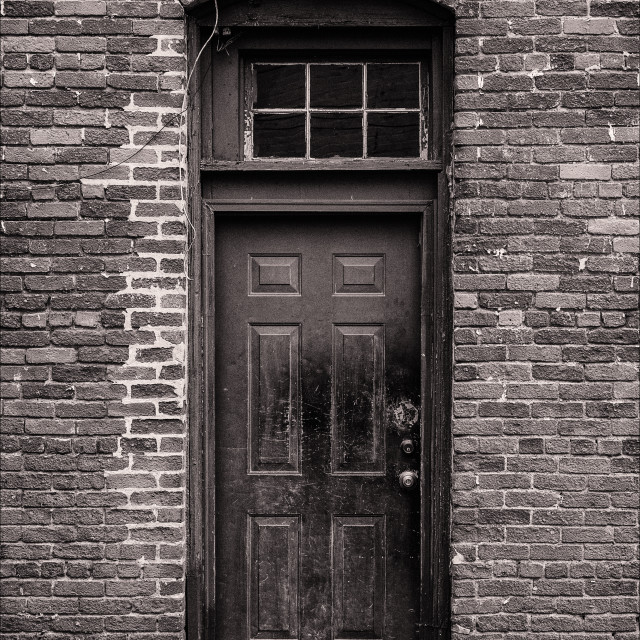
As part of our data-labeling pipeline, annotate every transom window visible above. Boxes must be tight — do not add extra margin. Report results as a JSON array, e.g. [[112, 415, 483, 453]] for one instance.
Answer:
[[245, 62, 427, 160]]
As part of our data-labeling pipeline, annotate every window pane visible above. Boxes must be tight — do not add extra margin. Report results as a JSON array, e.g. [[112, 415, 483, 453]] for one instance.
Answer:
[[367, 113, 420, 157], [253, 114, 306, 158], [254, 64, 305, 109], [367, 63, 420, 109], [310, 64, 363, 109], [311, 114, 362, 158]]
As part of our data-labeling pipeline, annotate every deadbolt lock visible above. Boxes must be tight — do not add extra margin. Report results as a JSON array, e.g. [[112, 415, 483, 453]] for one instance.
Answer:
[[398, 470, 418, 490], [400, 439, 415, 455]]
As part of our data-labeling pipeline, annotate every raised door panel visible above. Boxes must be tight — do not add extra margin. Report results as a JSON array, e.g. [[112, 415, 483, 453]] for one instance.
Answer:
[[333, 255, 385, 296], [250, 255, 301, 296], [249, 325, 301, 474], [333, 516, 386, 639], [331, 325, 385, 475], [248, 515, 300, 639]]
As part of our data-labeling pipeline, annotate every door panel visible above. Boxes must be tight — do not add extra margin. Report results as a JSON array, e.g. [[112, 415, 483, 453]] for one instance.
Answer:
[[215, 214, 422, 640], [333, 515, 386, 638], [248, 515, 301, 639], [332, 325, 385, 475], [248, 324, 301, 474]]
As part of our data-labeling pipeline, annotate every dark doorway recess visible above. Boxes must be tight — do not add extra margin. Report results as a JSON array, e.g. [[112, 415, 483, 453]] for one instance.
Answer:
[[185, 2, 454, 639]]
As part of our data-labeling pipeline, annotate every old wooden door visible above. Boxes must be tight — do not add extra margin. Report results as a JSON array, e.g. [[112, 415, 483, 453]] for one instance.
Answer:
[[214, 212, 422, 639]]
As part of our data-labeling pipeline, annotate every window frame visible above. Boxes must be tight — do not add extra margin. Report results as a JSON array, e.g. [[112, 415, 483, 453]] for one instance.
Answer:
[[198, 27, 447, 167], [243, 57, 430, 161]]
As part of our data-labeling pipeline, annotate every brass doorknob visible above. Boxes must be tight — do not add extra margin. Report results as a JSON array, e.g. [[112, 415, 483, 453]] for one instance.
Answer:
[[400, 439, 415, 455], [398, 470, 418, 490]]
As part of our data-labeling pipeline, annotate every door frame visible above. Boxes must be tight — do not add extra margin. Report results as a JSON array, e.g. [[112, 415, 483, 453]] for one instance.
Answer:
[[188, 199, 452, 639], [185, 12, 454, 640]]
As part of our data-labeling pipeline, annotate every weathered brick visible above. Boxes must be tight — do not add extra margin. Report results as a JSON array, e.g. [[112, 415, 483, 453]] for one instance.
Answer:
[[55, 35, 106, 51], [588, 218, 639, 236], [535, 292, 586, 308], [559, 163, 612, 180]]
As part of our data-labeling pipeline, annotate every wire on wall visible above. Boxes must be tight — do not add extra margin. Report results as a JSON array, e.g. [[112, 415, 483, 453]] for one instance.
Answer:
[[0, 0, 219, 201], [179, 0, 219, 254]]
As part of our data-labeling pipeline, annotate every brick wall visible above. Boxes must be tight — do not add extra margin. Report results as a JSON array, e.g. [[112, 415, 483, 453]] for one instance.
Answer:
[[450, 1, 639, 636], [1, 0, 189, 635], [1, 0, 639, 638]]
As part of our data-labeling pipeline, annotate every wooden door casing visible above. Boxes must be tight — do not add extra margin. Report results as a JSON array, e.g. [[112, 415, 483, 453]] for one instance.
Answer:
[[188, 196, 451, 640]]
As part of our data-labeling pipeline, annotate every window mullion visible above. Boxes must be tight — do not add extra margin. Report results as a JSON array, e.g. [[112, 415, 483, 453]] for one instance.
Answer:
[[305, 63, 311, 160], [363, 63, 368, 159]]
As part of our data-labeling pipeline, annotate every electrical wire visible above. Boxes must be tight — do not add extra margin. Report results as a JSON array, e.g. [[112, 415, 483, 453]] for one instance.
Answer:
[[179, 0, 218, 247], [0, 4, 218, 197], [1, 103, 194, 196]]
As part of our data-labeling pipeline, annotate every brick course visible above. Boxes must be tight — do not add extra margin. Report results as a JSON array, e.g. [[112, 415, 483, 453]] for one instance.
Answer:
[[1, 0, 639, 638]]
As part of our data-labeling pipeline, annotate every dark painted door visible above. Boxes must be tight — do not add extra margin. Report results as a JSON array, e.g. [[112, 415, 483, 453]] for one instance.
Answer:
[[215, 213, 422, 640]]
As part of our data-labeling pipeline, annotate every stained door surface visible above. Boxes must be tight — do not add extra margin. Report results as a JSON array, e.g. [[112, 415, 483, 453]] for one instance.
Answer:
[[215, 213, 422, 639]]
